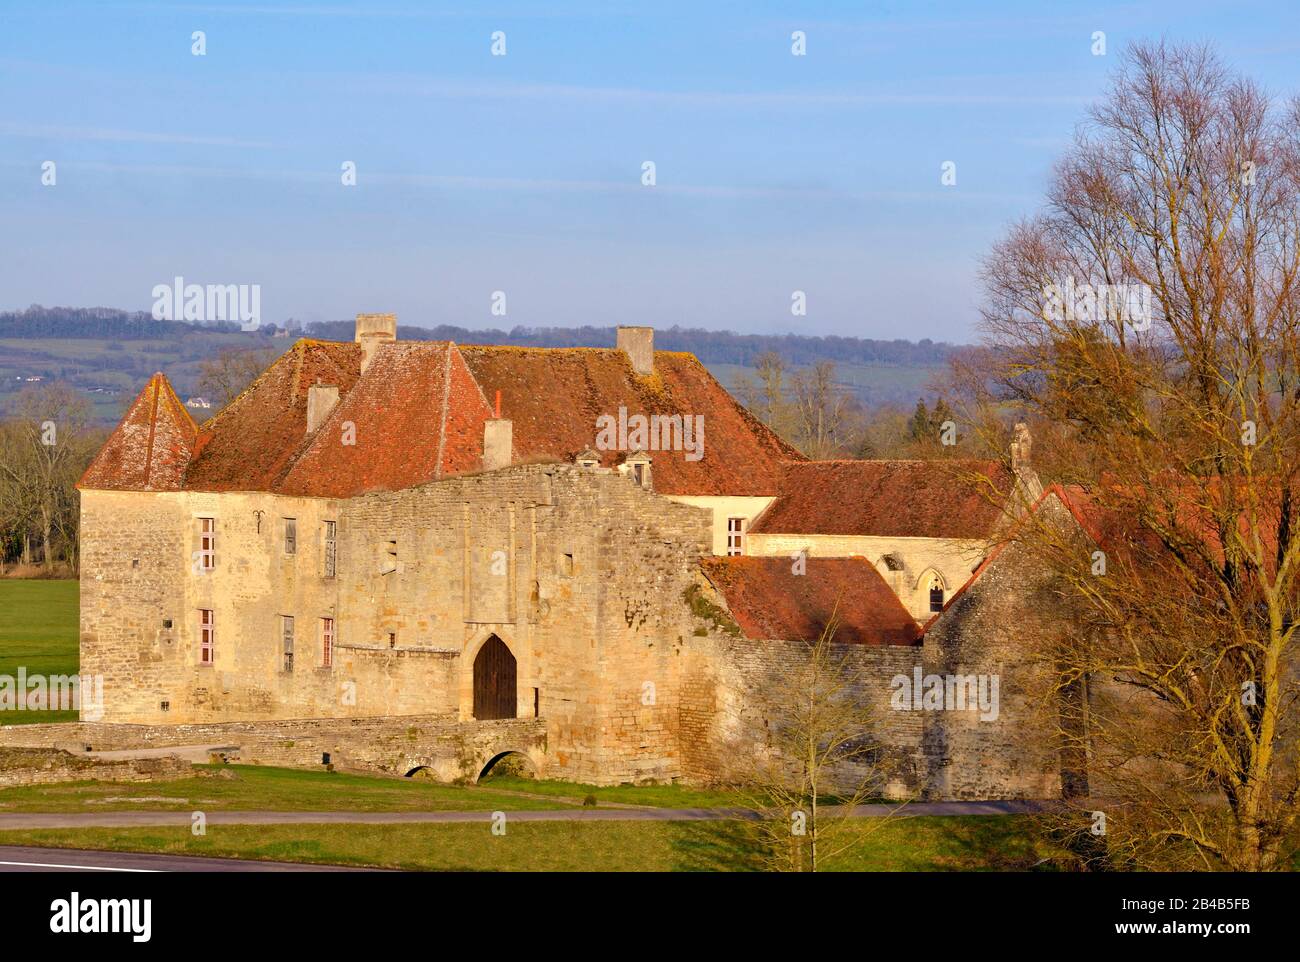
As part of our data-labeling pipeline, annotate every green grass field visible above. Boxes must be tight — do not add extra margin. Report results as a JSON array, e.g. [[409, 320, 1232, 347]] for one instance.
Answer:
[[0, 579, 79, 724], [0, 764, 590, 813], [0, 815, 1058, 872]]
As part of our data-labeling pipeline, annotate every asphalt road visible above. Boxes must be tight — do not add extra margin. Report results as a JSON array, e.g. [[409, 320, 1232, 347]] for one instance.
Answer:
[[0, 799, 1045, 830]]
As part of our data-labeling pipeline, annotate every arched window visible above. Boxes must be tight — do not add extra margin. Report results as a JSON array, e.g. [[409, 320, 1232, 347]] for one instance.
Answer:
[[928, 574, 946, 612]]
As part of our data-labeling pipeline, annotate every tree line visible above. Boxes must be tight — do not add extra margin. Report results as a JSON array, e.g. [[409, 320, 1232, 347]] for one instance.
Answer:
[[0, 384, 105, 574]]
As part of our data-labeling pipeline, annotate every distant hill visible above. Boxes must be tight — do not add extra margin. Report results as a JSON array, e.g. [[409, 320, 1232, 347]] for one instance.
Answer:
[[0, 306, 957, 422], [302, 319, 959, 369]]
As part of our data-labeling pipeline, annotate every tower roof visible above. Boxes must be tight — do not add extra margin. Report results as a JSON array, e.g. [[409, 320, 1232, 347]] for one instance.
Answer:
[[79, 372, 198, 491]]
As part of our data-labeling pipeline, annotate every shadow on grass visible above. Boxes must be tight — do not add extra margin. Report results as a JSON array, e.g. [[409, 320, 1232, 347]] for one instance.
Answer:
[[667, 819, 767, 872]]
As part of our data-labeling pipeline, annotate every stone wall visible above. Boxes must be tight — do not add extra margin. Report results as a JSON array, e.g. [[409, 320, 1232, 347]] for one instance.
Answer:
[[80, 463, 712, 785], [920, 517, 1070, 800], [0, 747, 191, 787], [0, 715, 547, 784], [678, 634, 925, 799]]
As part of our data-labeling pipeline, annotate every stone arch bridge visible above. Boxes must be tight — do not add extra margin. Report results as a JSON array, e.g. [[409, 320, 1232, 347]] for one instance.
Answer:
[[0, 715, 548, 784]]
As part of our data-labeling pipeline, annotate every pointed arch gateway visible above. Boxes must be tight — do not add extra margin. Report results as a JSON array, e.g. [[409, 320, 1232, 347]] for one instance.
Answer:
[[473, 634, 517, 720]]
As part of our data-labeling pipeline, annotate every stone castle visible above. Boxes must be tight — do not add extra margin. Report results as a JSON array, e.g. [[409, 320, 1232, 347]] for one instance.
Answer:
[[50, 314, 1091, 798]]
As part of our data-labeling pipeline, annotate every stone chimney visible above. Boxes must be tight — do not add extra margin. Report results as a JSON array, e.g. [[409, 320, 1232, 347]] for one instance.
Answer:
[[355, 312, 397, 372], [1009, 421, 1043, 509], [617, 326, 654, 376], [1010, 422, 1032, 471], [307, 383, 339, 434], [483, 418, 513, 471]]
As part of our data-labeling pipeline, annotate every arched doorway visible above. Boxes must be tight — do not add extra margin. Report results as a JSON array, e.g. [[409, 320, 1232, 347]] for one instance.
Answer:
[[473, 634, 517, 720]]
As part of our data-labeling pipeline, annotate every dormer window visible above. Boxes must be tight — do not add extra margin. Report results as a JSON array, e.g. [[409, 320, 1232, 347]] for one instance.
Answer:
[[624, 451, 652, 490]]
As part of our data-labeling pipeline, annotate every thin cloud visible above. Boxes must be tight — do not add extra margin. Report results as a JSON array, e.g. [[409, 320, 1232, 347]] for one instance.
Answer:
[[0, 123, 273, 148], [15, 159, 1033, 204], [349, 76, 1094, 108]]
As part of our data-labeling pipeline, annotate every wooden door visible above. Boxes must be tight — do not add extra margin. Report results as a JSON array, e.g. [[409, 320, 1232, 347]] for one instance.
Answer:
[[473, 635, 517, 720]]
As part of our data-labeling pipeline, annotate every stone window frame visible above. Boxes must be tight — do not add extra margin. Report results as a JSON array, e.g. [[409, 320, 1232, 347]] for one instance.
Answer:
[[321, 616, 334, 669], [726, 517, 747, 556], [323, 520, 337, 578], [199, 608, 214, 665], [920, 569, 948, 613], [283, 517, 297, 555], [282, 615, 295, 673], [198, 517, 216, 571]]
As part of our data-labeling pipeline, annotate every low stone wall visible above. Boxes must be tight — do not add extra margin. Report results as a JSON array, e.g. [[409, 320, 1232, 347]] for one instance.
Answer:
[[680, 636, 926, 799], [0, 747, 191, 787], [0, 714, 548, 784]]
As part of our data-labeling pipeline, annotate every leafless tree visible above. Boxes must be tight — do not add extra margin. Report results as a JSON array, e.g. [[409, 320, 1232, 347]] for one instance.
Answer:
[[196, 346, 278, 408], [0, 384, 99, 571], [728, 613, 901, 871], [968, 41, 1300, 870]]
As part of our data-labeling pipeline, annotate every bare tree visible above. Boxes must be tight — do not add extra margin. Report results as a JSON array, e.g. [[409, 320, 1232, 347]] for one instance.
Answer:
[[0, 384, 97, 571], [729, 613, 901, 871], [196, 346, 278, 408], [789, 361, 854, 459], [734, 351, 797, 439], [969, 41, 1300, 870]]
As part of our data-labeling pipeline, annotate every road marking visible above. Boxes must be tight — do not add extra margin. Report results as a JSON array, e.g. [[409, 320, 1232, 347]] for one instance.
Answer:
[[0, 859, 158, 872]]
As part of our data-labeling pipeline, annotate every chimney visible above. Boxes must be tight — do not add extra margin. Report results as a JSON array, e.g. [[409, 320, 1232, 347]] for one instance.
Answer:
[[483, 418, 513, 472], [355, 312, 397, 372], [307, 383, 339, 434], [617, 326, 654, 376], [1009, 421, 1044, 510], [1010, 422, 1032, 472]]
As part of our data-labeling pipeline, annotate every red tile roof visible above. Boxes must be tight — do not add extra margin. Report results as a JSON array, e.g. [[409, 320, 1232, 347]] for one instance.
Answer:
[[279, 342, 492, 497], [184, 339, 363, 492], [79, 372, 198, 491], [458, 346, 802, 496], [750, 459, 1014, 539], [699, 556, 922, 646], [82, 337, 800, 498]]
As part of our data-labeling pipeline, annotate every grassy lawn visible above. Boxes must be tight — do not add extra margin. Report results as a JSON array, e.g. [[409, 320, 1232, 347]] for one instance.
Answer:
[[478, 771, 752, 809], [0, 579, 79, 724], [0, 763, 771, 813], [0, 763, 594, 813], [0, 815, 1059, 871]]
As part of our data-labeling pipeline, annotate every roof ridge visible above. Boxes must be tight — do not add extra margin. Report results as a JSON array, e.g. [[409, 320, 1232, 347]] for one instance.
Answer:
[[434, 342, 453, 479]]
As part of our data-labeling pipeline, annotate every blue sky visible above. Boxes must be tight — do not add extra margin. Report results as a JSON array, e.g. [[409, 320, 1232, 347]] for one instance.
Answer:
[[1, 0, 1297, 343]]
